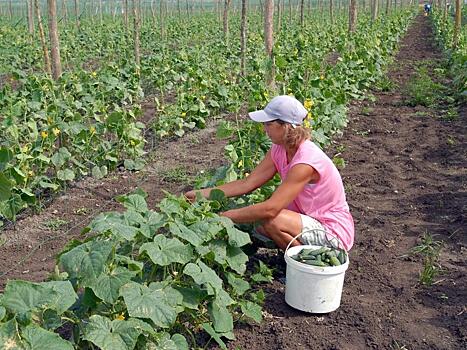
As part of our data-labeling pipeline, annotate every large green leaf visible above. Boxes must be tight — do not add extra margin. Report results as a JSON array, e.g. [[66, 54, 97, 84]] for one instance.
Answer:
[[139, 235, 193, 266], [226, 273, 250, 296], [40, 281, 78, 314], [0, 319, 23, 350], [208, 300, 233, 333], [1, 280, 77, 316], [120, 282, 178, 328], [0, 147, 14, 170], [159, 197, 182, 216], [123, 210, 145, 227], [201, 323, 227, 350], [115, 255, 144, 273], [154, 333, 189, 350], [83, 315, 147, 350], [173, 286, 205, 310], [190, 220, 223, 239], [0, 172, 12, 201], [57, 169, 75, 182], [51, 147, 71, 167], [208, 240, 227, 264], [0, 193, 24, 220], [146, 211, 166, 230], [169, 221, 210, 246], [0, 306, 5, 321], [170, 334, 189, 350], [183, 261, 223, 295], [240, 301, 263, 323], [92, 267, 135, 304], [1, 281, 54, 314], [116, 193, 148, 213], [226, 246, 249, 275], [92, 165, 108, 179], [89, 212, 139, 241], [226, 225, 251, 248], [22, 325, 74, 350], [59, 240, 114, 286]]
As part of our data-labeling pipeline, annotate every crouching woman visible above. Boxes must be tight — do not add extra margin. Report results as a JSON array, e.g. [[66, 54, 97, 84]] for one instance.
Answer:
[[185, 95, 354, 251]]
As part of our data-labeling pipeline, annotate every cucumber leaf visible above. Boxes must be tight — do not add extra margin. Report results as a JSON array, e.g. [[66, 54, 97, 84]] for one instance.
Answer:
[[59, 240, 114, 286], [22, 325, 74, 350], [120, 282, 178, 328], [92, 267, 135, 304], [83, 315, 148, 350], [139, 235, 193, 266], [183, 261, 223, 295]]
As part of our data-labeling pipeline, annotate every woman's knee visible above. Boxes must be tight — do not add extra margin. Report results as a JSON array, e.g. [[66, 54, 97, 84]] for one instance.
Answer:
[[262, 216, 280, 233], [262, 210, 300, 234]]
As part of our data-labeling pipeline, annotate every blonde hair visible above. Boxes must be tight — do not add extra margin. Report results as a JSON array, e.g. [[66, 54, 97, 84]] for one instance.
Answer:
[[280, 122, 311, 149]]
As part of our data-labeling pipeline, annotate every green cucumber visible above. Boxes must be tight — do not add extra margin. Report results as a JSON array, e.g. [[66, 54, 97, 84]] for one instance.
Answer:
[[309, 247, 331, 256], [330, 256, 341, 266], [337, 250, 346, 264], [301, 255, 317, 261], [299, 248, 316, 255]]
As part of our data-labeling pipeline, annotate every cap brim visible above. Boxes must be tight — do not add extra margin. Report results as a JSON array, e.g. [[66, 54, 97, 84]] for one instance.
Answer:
[[248, 110, 276, 123]]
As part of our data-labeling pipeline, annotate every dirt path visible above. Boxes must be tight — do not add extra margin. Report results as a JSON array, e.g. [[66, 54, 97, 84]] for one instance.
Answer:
[[0, 111, 229, 289], [228, 15, 466, 350]]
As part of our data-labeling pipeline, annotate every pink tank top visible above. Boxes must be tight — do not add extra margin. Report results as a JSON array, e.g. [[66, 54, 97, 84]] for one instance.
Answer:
[[271, 140, 354, 251]]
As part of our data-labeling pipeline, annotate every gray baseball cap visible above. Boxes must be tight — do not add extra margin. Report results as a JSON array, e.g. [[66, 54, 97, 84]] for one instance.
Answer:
[[248, 95, 308, 126]]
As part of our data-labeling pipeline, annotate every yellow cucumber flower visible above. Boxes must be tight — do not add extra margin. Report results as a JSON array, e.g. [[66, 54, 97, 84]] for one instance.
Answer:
[[304, 99, 314, 110]]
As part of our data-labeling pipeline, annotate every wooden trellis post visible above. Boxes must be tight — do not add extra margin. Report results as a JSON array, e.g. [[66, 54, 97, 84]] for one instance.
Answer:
[[27, 0, 35, 34], [35, 0, 52, 75], [349, 0, 357, 33], [240, 0, 248, 77], [48, 0, 62, 80], [264, 0, 275, 91], [453, 0, 461, 48]]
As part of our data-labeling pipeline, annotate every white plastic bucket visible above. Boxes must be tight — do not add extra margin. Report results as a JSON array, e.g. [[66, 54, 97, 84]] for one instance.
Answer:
[[284, 234, 349, 313]]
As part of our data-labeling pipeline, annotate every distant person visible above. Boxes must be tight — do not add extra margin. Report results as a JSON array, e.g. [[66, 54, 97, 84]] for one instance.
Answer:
[[424, 3, 432, 15], [185, 95, 355, 252]]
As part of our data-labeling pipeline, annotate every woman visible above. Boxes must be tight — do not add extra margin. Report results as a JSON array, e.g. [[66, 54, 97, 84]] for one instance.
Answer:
[[185, 95, 354, 251]]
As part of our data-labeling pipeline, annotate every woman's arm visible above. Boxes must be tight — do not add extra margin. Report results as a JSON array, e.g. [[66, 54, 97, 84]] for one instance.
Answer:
[[221, 163, 316, 223], [185, 150, 277, 201]]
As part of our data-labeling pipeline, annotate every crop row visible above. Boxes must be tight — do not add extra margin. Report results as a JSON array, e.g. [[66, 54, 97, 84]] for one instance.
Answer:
[[430, 6, 467, 101]]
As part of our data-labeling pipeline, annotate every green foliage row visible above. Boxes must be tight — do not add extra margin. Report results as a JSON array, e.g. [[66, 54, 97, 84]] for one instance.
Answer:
[[0, 66, 145, 223], [0, 190, 272, 349], [431, 6, 467, 102]]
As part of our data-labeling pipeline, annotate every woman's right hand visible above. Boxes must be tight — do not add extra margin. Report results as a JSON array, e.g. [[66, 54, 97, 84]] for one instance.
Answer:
[[184, 188, 210, 203]]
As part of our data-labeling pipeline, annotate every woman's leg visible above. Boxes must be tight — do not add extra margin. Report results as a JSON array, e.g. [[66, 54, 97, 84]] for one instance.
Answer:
[[256, 209, 303, 251]]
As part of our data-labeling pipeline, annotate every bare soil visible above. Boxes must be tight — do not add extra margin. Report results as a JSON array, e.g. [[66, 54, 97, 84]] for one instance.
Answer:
[[0, 14, 465, 350]]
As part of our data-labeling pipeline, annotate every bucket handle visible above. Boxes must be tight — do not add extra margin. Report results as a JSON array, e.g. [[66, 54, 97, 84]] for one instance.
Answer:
[[284, 228, 345, 257]]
